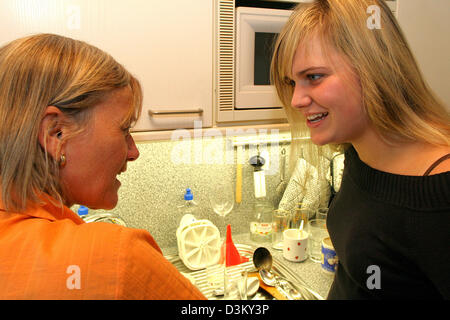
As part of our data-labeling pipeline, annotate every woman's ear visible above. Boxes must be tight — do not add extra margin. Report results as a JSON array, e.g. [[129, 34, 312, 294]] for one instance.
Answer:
[[38, 106, 66, 160]]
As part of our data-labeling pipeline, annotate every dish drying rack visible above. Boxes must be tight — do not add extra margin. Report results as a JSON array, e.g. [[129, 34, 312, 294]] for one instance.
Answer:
[[165, 243, 324, 300]]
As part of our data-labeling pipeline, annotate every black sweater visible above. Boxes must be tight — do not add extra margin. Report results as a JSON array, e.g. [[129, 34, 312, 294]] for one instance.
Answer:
[[327, 146, 450, 299]]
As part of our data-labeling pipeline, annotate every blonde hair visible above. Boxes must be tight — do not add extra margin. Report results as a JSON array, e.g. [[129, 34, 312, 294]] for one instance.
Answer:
[[271, 0, 450, 175], [0, 33, 142, 212]]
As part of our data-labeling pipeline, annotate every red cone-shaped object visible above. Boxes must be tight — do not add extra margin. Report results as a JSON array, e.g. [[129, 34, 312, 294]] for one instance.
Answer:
[[225, 224, 248, 267]]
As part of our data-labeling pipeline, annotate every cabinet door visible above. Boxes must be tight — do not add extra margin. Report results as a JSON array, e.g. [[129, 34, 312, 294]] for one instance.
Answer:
[[0, 0, 213, 131]]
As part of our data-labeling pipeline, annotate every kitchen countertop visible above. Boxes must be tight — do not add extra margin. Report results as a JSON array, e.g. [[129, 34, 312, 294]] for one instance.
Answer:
[[162, 232, 334, 300]]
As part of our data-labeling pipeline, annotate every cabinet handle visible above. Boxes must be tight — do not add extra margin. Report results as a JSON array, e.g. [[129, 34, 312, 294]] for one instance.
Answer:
[[148, 108, 203, 117]]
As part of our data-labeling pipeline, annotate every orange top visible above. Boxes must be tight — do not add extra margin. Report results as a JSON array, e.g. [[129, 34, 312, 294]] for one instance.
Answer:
[[0, 196, 206, 300]]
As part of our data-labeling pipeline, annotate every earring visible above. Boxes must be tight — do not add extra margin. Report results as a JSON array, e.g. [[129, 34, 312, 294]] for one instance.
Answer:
[[59, 154, 66, 168]]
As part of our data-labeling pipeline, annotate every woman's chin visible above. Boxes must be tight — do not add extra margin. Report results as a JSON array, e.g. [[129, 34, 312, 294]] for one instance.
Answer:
[[310, 135, 330, 146]]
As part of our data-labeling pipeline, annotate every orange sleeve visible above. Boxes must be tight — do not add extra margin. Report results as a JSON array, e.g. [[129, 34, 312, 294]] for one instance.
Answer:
[[114, 227, 206, 300]]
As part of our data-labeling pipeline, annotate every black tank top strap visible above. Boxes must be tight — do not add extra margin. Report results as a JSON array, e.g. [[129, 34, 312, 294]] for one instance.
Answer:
[[423, 153, 450, 176]]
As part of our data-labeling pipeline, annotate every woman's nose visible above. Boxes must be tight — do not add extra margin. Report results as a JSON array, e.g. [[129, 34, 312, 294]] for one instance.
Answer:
[[291, 86, 312, 109], [126, 135, 140, 161]]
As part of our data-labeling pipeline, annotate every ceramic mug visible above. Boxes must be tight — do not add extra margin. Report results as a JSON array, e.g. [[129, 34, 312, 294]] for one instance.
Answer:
[[283, 229, 308, 262], [321, 237, 338, 274]]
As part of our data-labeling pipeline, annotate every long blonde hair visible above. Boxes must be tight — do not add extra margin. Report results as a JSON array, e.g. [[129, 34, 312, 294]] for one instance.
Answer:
[[271, 0, 450, 174], [0, 33, 142, 212]]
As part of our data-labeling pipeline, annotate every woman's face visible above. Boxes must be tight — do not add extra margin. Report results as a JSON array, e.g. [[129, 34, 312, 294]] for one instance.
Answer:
[[60, 86, 139, 209], [290, 37, 370, 146]]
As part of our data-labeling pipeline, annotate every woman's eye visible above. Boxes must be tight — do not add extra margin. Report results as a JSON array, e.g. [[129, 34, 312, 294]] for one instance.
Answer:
[[307, 74, 324, 82]]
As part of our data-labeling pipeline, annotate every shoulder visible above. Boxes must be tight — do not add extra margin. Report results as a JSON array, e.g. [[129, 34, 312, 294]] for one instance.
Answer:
[[426, 152, 450, 175], [74, 221, 163, 257], [341, 146, 449, 210], [413, 144, 450, 175]]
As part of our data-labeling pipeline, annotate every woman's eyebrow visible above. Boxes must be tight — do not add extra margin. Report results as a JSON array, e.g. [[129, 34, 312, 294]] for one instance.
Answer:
[[294, 66, 326, 77]]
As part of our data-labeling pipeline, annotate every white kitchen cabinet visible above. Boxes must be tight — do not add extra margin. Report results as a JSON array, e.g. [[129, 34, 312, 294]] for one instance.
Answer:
[[0, 0, 213, 131]]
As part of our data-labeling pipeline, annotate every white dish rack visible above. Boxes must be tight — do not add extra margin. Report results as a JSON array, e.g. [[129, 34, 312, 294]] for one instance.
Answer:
[[166, 243, 324, 300]]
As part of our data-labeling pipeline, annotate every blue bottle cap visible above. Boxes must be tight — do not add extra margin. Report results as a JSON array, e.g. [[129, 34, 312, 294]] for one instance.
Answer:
[[184, 188, 193, 200], [78, 205, 89, 216]]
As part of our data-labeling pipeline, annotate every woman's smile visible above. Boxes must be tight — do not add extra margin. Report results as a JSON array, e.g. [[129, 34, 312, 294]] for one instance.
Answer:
[[306, 112, 329, 127]]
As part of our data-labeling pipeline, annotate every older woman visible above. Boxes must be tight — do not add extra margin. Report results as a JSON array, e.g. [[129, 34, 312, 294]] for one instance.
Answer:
[[0, 33, 205, 299], [271, 0, 450, 299]]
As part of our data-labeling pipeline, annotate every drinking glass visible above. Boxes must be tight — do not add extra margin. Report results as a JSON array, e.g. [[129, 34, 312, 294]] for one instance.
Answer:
[[272, 209, 290, 250], [292, 203, 313, 229], [209, 182, 234, 234], [316, 207, 329, 220], [307, 219, 329, 263]]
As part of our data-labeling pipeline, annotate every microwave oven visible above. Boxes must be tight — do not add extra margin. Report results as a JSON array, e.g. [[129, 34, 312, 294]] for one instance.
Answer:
[[215, 0, 293, 123]]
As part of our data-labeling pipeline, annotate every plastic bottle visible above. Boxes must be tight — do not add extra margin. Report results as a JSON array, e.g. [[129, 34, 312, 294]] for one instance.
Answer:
[[249, 198, 273, 243], [77, 205, 127, 226], [178, 188, 199, 216]]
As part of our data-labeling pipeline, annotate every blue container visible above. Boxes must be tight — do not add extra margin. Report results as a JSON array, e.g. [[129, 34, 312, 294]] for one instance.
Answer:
[[321, 237, 338, 274]]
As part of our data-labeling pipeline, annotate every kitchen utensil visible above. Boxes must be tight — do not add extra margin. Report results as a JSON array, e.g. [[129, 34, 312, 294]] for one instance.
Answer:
[[286, 283, 302, 300], [250, 154, 266, 198], [274, 148, 287, 205], [252, 247, 272, 272], [220, 225, 249, 298], [238, 270, 247, 299], [237, 270, 248, 300], [245, 276, 260, 297], [252, 247, 300, 300], [176, 215, 221, 270], [262, 270, 304, 300], [249, 271, 288, 300], [220, 224, 249, 266], [235, 146, 244, 204], [259, 269, 277, 287]]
